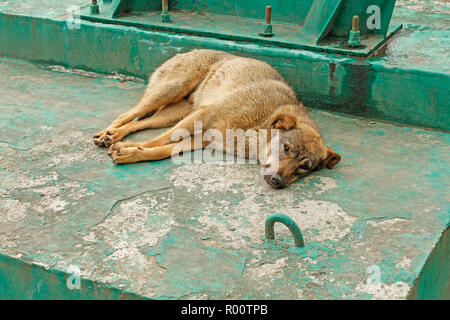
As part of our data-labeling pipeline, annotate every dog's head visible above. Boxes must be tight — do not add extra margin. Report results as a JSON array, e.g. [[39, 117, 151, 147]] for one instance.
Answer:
[[263, 113, 341, 189]]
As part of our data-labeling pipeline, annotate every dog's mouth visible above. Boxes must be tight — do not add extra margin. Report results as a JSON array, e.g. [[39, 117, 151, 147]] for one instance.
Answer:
[[264, 174, 286, 189]]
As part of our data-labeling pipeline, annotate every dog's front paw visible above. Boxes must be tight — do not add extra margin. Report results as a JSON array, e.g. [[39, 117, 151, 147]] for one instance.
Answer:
[[93, 129, 109, 147], [102, 128, 127, 147], [108, 141, 141, 155], [111, 146, 143, 164], [94, 128, 125, 147]]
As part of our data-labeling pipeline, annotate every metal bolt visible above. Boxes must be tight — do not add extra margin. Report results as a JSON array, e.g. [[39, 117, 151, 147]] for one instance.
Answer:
[[265, 5, 272, 25], [161, 0, 171, 23], [352, 15, 360, 32], [348, 15, 361, 48], [261, 5, 273, 37], [90, 0, 100, 14]]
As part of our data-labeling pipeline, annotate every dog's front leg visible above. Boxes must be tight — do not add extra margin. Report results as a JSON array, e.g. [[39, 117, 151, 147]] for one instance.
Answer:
[[110, 144, 176, 164], [109, 106, 210, 154], [110, 135, 208, 164]]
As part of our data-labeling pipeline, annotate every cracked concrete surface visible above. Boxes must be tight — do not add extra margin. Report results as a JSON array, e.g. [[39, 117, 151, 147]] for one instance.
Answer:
[[0, 57, 449, 299]]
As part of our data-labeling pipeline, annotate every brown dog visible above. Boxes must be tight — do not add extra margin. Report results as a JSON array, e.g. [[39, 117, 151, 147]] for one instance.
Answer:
[[93, 49, 340, 189]]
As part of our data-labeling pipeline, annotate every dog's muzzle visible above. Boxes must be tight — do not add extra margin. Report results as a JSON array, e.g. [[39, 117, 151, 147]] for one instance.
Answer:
[[264, 174, 285, 189]]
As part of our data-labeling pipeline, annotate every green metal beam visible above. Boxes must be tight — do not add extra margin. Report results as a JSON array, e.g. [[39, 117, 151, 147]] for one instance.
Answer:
[[0, 12, 447, 130], [80, 0, 401, 57]]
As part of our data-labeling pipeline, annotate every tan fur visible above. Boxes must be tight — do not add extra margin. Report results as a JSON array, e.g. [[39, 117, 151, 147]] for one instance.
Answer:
[[94, 49, 341, 188]]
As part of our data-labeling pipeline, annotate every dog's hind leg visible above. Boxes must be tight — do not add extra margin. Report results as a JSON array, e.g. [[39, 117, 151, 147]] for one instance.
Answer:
[[104, 99, 193, 149], [94, 79, 198, 147], [93, 50, 228, 147]]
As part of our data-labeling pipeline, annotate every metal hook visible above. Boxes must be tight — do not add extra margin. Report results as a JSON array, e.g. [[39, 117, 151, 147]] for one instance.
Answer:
[[265, 213, 305, 248]]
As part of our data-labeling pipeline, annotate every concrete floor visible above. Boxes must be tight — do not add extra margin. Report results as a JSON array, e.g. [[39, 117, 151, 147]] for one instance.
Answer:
[[0, 57, 448, 299]]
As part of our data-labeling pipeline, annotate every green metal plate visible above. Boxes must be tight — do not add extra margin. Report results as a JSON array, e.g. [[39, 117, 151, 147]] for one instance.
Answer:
[[0, 56, 448, 300], [0, 0, 448, 300], [80, 0, 402, 57]]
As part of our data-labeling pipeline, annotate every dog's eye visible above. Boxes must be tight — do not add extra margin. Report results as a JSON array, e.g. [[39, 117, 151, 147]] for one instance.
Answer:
[[297, 163, 310, 173], [284, 145, 290, 153]]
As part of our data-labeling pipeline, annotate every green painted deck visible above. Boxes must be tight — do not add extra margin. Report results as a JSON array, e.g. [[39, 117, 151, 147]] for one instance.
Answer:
[[0, 58, 448, 299], [0, 0, 449, 299]]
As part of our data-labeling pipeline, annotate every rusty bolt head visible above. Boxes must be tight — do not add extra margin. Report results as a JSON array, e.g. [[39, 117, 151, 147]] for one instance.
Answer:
[[265, 6, 272, 25], [352, 15, 360, 32]]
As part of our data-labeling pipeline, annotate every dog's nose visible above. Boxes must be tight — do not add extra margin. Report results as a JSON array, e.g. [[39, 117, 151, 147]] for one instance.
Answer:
[[270, 174, 283, 188]]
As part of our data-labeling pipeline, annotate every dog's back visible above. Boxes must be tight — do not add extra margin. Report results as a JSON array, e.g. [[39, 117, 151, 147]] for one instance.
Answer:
[[183, 50, 303, 131], [191, 54, 286, 105]]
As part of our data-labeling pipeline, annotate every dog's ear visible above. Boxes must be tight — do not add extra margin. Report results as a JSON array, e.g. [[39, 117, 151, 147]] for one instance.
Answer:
[[323, 147, 341, 169], [272, 114, 297, 130]]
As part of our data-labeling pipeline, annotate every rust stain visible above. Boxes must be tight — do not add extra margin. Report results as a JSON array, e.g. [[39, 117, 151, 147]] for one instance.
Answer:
[[329, 62, 336, 97]]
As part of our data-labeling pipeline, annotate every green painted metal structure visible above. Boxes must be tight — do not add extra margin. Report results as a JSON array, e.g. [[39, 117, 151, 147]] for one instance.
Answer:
[[79, 0, 401, 57], [0, 253, 144, 299], [0, 56, 448, 300], [408, 228, 450, 300], [0, 13, 448, 131], [0, 0, 448, 300]]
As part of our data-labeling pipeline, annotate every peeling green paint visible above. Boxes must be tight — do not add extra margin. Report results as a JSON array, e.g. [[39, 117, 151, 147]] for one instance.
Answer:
[[0, 253, 144, 300], [0, 2, 448, 130], [0, 0, 448, 300]]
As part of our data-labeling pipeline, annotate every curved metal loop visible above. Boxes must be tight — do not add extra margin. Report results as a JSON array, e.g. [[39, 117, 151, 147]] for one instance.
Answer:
[[265, 213, 305, 248]]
